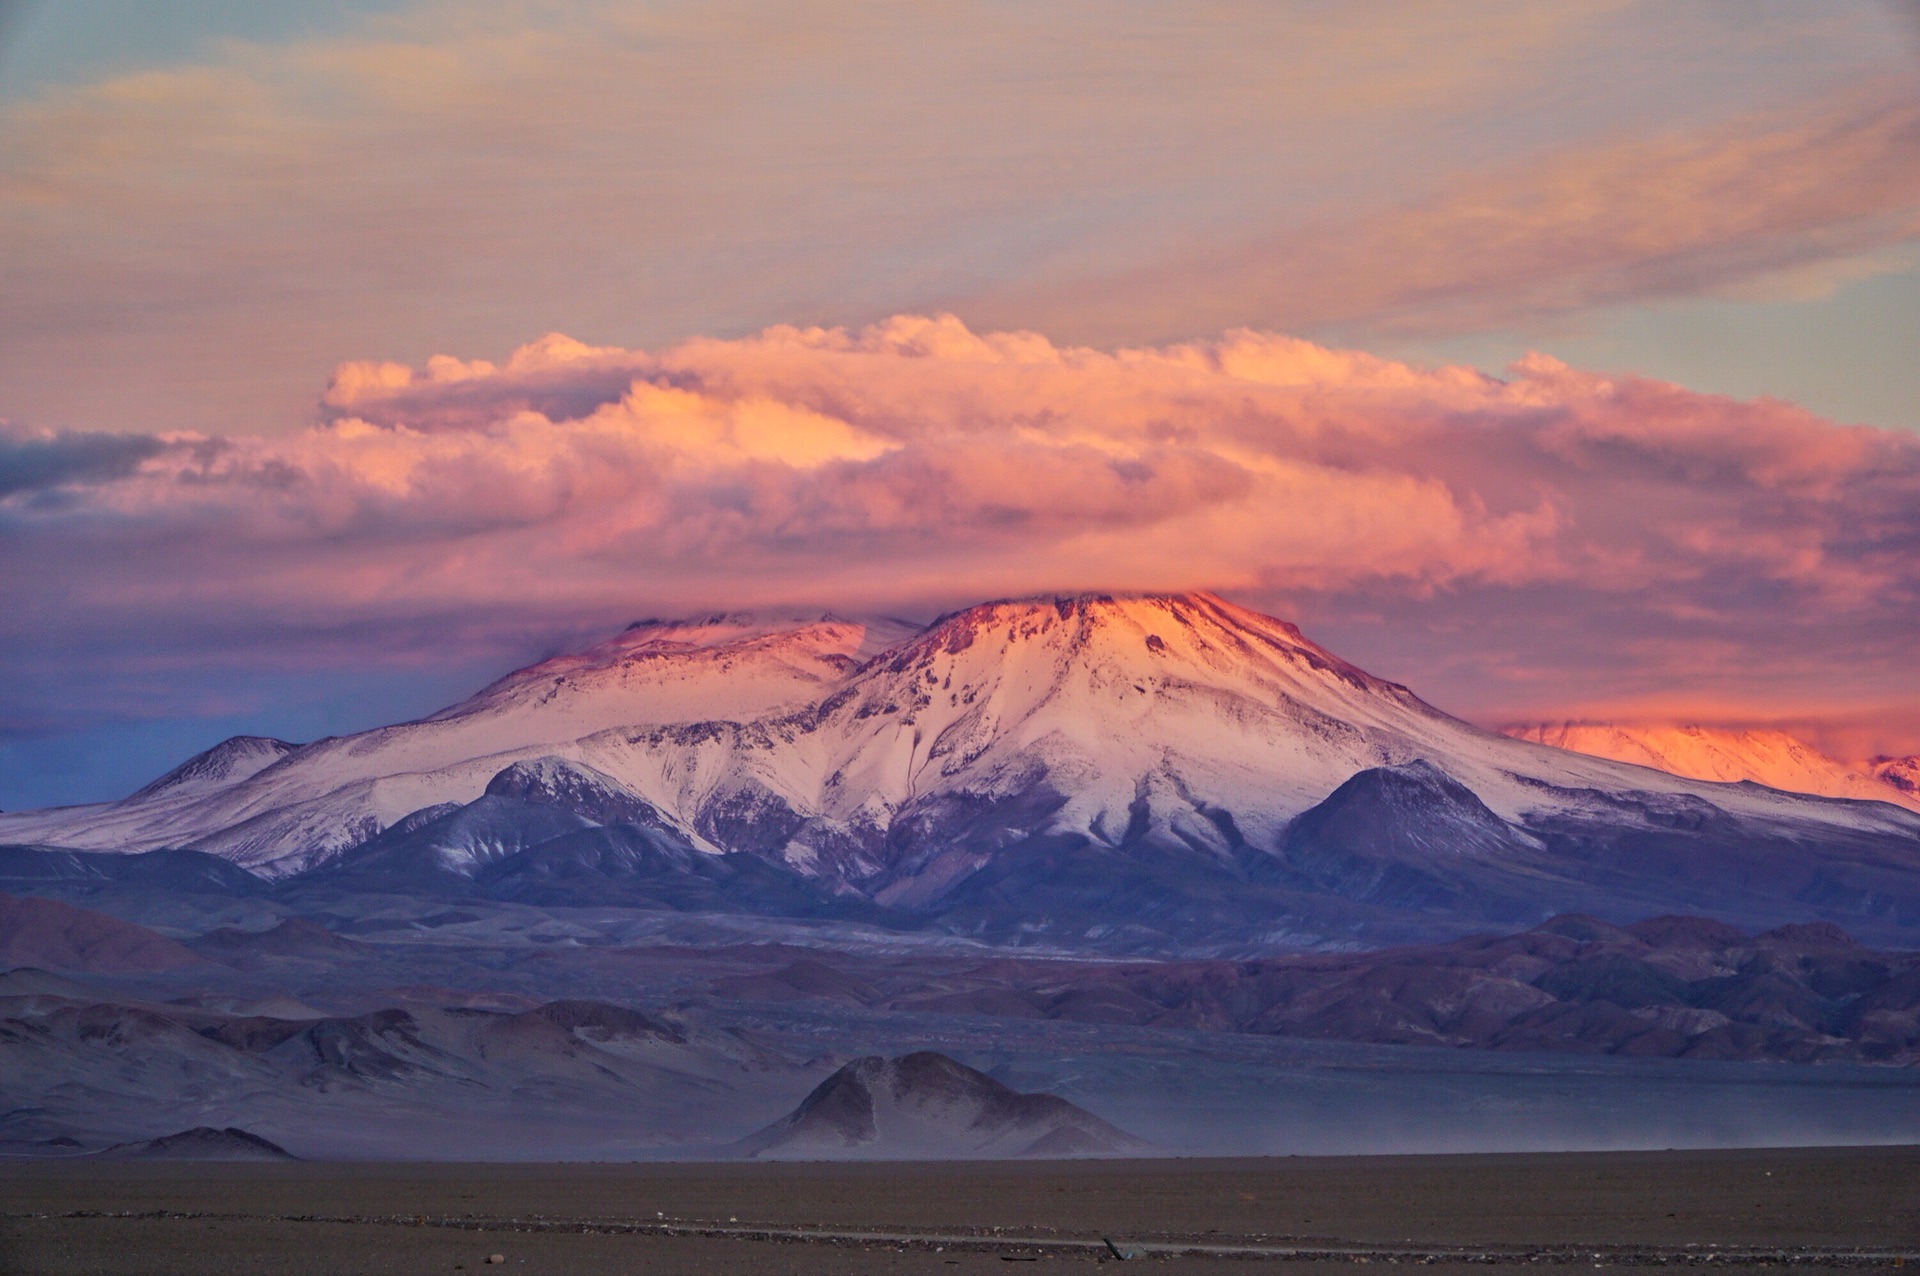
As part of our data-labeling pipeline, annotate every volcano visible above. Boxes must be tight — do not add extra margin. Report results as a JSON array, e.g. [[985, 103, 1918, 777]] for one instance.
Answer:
[[5, 593, 1918, 949]]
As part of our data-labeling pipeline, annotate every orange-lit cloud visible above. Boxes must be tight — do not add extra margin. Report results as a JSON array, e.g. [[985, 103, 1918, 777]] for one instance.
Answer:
[[5, 315, 1919, 756]]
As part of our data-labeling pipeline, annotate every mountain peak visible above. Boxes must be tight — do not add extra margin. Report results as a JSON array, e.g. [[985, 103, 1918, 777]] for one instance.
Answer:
[[615, 610, 917, 658], [126, 736, 300, 802], [884, 590, 1413, 707], [928, 589, 1243, 627], [428, 611, 922, 733]]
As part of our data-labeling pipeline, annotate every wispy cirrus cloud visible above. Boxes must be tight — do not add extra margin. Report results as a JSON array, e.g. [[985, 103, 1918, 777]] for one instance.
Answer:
[[2, 1, 1915, 435], [977, 87, 1920, 343], [6, 314, 1919, 763]]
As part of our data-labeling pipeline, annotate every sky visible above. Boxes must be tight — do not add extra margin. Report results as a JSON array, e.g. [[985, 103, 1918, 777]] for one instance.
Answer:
[[2, 0, 1918, 809]]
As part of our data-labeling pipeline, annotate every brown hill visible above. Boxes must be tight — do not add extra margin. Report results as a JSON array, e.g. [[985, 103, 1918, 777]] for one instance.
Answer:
[[0, 892, 206, 973]]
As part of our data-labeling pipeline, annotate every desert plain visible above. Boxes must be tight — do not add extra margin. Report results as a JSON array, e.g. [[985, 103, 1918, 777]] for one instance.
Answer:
[[3, 1146, 1916, 1276]]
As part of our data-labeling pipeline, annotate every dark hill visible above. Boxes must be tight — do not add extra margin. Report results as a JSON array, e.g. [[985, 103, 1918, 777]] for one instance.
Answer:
[[91, 1126, 295, 1161], [740, 1051, 1144, 1159]]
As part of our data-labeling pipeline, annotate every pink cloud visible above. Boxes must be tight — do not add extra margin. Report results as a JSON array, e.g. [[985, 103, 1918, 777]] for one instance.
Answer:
[[4, 315, 1919, 753]]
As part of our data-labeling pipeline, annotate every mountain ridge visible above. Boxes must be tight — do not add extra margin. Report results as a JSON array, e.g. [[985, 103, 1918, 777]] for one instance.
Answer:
[[1502, 721, 1920, 814]]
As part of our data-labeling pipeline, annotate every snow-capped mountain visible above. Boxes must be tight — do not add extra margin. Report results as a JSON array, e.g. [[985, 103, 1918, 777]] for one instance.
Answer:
[[1501, 722, 1920, 814], [0, 612, 916, 875], [5, 593, 1919, 948]]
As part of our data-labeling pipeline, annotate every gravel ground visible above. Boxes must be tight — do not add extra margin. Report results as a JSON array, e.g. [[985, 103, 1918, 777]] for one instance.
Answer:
[[2, 1146, 1915, 1275]]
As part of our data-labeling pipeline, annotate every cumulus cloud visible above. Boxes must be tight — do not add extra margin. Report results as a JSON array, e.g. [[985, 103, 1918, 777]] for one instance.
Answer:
[[5, 315, 1919, 759]]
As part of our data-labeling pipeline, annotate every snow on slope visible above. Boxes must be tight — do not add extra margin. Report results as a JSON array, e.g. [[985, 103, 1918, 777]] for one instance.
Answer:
[[757, 595, 1917, 895], [1501, 722, 1920, 814], [2, 594, 1915, 879], [436, 612, 918, 731], [0, 613, 915, 874], [124, 736, 298, 802], [562, 592, 1477, 885]]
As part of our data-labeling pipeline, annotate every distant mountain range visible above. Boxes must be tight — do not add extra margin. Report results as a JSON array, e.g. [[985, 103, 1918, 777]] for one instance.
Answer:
[[1501, 722, 1920, 814], [5, 593, 1919, 949], [718, 912, 1920, 1067]]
